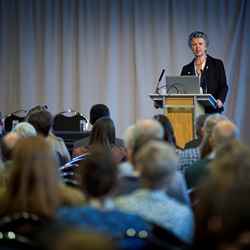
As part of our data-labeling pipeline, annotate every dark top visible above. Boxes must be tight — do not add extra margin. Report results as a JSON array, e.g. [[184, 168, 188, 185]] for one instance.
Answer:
[[181, 54, 228, 112]]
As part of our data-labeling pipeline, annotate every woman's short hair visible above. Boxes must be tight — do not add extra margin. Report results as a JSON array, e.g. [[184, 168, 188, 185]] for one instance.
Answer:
[[188, 31, 209, 49]]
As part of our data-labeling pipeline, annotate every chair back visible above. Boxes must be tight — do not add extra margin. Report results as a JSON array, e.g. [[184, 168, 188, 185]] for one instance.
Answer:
[[53, 110, 88, 132], [3, 110, 27, 133]]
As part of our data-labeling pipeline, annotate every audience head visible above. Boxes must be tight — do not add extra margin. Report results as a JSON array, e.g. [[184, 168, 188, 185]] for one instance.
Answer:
[[212, 120, 238, 150], [200, 114, 228, 158], [1, 136, 60, 218], [123, 125, 136, 162], [135, 141, 178, 190], [1, 132, 20, 162], [195, 141, 250, 250], [89, 104, 110, 125], [195, 114, 208, 139], [39, 226, 115, 250], [89, 117, 116, 148], [130, 119, 164, 165], [79, 146, 117, 199], [26, 109, 53, 137], [153, 114, 177, 146], [12, 121, 37, 138]]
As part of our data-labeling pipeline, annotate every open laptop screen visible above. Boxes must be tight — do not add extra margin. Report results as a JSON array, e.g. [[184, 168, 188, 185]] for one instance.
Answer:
[[163, 76, 201, 94]]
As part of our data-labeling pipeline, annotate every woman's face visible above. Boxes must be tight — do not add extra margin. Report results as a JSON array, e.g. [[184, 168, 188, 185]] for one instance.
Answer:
[[191, 37, 207, 57]]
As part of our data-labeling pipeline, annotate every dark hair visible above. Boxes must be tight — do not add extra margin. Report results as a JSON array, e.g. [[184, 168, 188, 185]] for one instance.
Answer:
[[1, 138, 12, 162], [89, 104, 110, 125], [89, 117, 115, 148], [27, 110, 53, 137], [196, 114, 208, 138], [79, 147, 117, 198], [153, 114, 176, 146], [188, 31, 209, 49], [195, 141, 250, 250]]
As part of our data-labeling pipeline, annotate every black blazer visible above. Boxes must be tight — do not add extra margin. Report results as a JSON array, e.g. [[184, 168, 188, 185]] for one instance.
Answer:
[[181, 54, 228, 104]]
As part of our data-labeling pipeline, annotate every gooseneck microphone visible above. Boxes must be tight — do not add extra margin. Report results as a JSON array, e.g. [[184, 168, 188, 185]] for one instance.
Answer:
[[155, 69, 165, 94]]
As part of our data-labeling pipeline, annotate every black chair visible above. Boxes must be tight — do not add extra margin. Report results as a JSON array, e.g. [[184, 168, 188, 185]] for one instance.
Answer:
[[60, 154, 89, 188], [3, 110, 27, 133], [0, 212, 47, 250], [53, 110, 88, 132]]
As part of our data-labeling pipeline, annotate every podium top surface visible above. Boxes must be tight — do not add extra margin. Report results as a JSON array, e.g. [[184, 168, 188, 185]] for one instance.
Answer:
[[149, 93, 217, 109]]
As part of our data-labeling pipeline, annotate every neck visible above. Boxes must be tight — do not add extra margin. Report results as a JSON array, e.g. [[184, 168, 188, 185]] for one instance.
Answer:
[[195, 54, 206, 61]]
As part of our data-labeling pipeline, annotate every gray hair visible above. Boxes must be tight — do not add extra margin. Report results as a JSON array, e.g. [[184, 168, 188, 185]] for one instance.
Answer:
[[212, 120, 239, 148], [12, 122, 37, 138], [188, 31, 209, 49], [132, 119, 164, 154], [200, 114, 228, 158], [135, 141, 178, 188], [203, 114, 228, 138], [123, 125, 136, 149]]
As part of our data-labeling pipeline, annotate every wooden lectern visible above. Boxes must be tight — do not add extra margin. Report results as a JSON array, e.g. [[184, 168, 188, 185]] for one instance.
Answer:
[[149, 94, 217, 148]]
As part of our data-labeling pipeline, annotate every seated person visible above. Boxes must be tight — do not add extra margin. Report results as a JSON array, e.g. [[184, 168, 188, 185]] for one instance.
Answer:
[[115, 141, 194, 244], [57, 146, 152, 250], [26, 108, 70, 165], [73, 104, 124, 156], [115, 119, 190, 206], [72, 117, 127, 164], [0, 137, 84, 238]]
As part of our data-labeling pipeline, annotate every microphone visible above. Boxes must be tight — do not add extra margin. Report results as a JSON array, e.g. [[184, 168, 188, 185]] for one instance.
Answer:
[[155, 69, 165, 94], [158, 69, 165, 82]]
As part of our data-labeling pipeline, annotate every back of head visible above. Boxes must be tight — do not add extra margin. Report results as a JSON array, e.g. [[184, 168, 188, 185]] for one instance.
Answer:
[[89, 117, 116, 147], [131, 119, 164, 162], [27, 110, 53, 137], [135, 141, 178, 189], [196, 141, 250, 249], [200, 114, 228, 158], [4, 136, 60, 217], [195, 114, 208, 138], [12, 121, 37, 138], [1, 132, 20, 161], [80, 146, 117, 199], [153, 114, 176, 145], [47, 227, 115, 250], [212, 120, 238, 149], [89, 104, 110, 125]]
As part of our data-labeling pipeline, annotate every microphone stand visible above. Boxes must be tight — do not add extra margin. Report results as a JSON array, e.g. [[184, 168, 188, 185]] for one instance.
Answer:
[[155, 69, 165, 94]]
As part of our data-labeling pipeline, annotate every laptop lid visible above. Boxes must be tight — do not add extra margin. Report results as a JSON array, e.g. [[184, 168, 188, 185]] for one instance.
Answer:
[[163, 76, 200, 94]]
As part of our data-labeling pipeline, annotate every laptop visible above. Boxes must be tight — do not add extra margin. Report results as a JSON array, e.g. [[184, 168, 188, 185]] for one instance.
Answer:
[[162, 76, 201, 94]]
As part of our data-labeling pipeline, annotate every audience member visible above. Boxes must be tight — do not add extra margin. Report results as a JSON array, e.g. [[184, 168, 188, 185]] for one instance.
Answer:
[[185, 116, 236, 189], [184, 114, 208, 149], [194, 140, 250, 250], [37, 225, 116, 250], [115, 119, 190, 205], [12, 121, 37, 138], [0, 132, 20, 163], [57, 146, 152, 250], [26, 109, 70, 165], [115, 141, 194, 243], [178, 114, 208, 173], [73, 104, 124, 156], [71, 117, 127, 164], [0, 136, 84, 230], [153, 114, 181, 150]]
